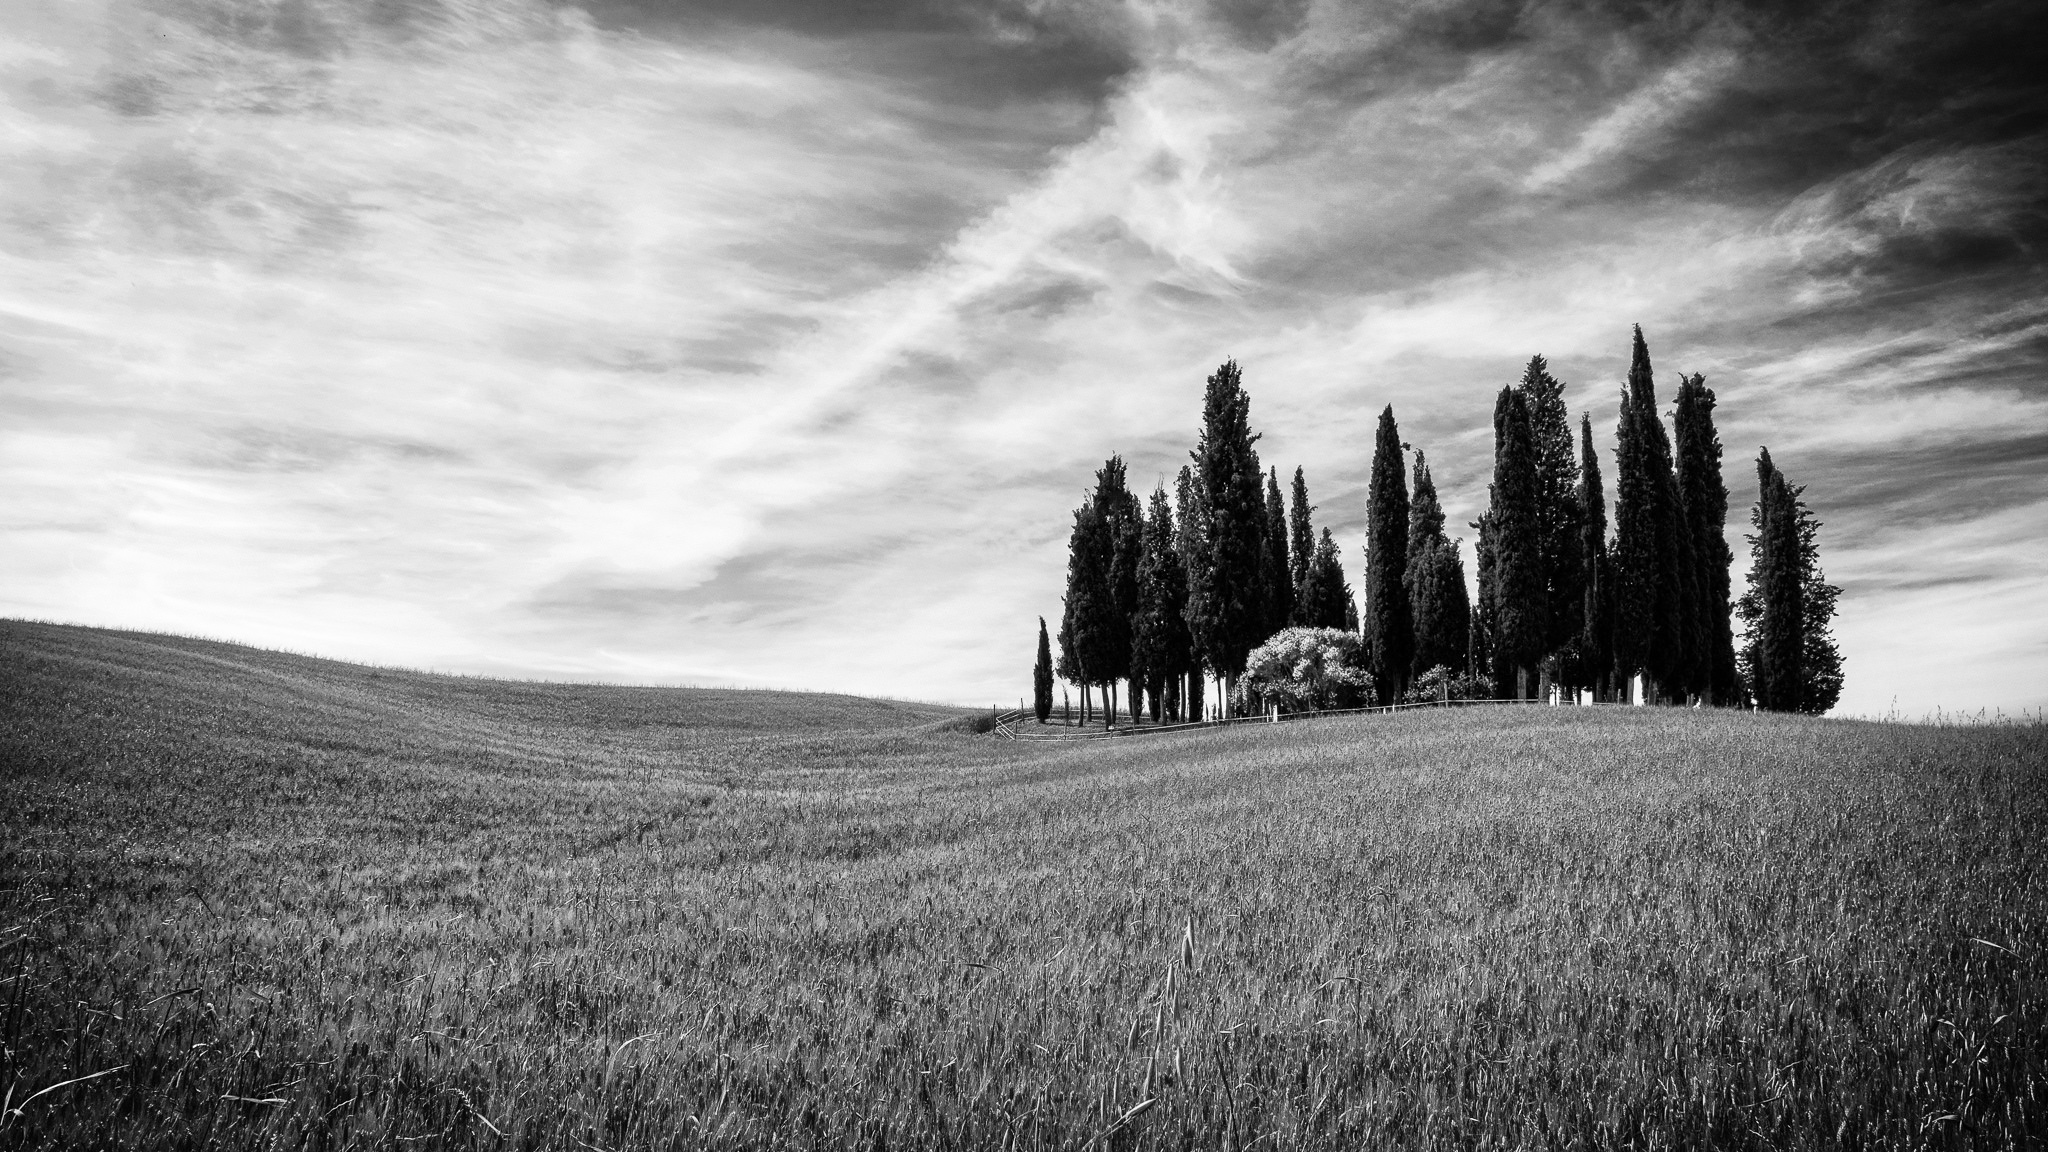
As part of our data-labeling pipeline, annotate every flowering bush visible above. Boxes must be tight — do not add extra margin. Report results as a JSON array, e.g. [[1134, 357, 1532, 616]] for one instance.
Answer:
[[1231, 627, 1373, 714], [1401, 663, 1495, 704]]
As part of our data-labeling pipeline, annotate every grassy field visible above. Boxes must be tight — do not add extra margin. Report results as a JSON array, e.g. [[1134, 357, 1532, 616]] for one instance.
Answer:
[[3, 619, 2044, 1150]]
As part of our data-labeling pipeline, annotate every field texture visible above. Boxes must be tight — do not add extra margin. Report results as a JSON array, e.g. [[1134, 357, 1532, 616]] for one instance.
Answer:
[[3, 620, 2044, 1150]]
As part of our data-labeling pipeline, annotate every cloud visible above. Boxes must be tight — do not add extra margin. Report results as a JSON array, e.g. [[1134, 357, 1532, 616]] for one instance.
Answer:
[[2, 0, 2044, 716]]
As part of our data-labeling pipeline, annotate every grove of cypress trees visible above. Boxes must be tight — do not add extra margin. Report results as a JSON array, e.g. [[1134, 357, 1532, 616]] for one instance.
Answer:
[[1187, 360, 1268, 713], [1489, 386, 1547, 699], [1288, 468, 1314, 623], [1404, 450, 1470, 677], [1574, 414, 1614, 699], [1133, 485, 1193, 726], [1033, 616, 1053, 723], [1517, 355, 1584, 671], [1263, 468, 1293, 638], [1675, 372, 1738, 705], [1364, 406, 1413, 705], [1611, 326, 1687, 701]]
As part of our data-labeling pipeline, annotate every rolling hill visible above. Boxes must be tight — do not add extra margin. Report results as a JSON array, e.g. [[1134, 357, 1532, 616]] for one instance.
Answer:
[[2, 619, 2043, 1149]]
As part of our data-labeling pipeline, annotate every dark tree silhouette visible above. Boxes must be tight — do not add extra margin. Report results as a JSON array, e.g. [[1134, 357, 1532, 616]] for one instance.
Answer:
[[1262, 468, 1293, 638], [1740, 449, 1804, 712], [1518, 355, 1584, 676], [1471, 511, 1497, 682], [1675, 372, 1738, 705], [1174, 464, 1208, 721], [1032, 616, 1053, 723], [1302, 528, 1355, 632], [1405, 451, 1470, 675], [1738, 449, 1843, 714], [1364, 406, 1413, 705], [1091, 457, 1143, 724], [1611, 326, 1688, 701], [1489, 386, 1547, 699], [1187, 360, 1268, 713], [1133, 485, 1193, 725], [1058, 502, 1113, 723], [1574, 414, 1615, 699], [1288, 467, 1314, 624]]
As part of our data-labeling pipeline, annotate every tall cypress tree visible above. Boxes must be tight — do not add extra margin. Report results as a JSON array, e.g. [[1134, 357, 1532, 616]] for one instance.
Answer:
[[1187, 360, 1267, 711], [1489, 386, 1547, 698], [1059, 502, 1114, 723], [1133, 485, 1193, 725], [1090, 457, 1143, 724], [1794, 488, 1845, 715], [1303, 528, 1354, 631], [1032, 616, 1053, 723], [1471, 511, 1497, 682], [1740, 449, 1804, 712], [1611, 326, 1687, 701], [1738, 450, 1844, 714], [1517, 356, 1584, 669], [1288, 467, 1314, 623], [1175, 464, 1208, 720], [1575, 414, 1614, 699], [1263, 468, 1293, 638], [1405, 451, 1469, 676], [1675, 372, 1738, 705], [1055, 612, 1081, 723], [1364, 406, 1413, 704]]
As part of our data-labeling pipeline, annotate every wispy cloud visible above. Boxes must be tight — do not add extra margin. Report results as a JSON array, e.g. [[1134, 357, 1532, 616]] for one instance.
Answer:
[[3, 0, 2043, 715]]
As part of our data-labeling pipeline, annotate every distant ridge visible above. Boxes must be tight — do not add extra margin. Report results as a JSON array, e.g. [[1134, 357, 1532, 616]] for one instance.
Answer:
[[0, 619, 974, 773]]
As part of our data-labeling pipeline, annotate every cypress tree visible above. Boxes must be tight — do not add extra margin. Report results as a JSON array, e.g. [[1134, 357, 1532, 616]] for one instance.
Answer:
[[1032, 616, 1053, 723], [1610, 326, 1687, 701], [1263, 468, 1293, 638], [1675, 372, 1738, 705], [1575, 414, 1615, 699], [1187, 360, 1267, 712], [1738, 450, 1844, 714], [1364, 406, 1413, 705], [1794, 491, 1845, 715], [1303, 528, 1355, 631], [1288, 467, 1314, 623], [1090, 457, 1142, 724], [1517, 356, 1584, 671], [1175, 464, 1208, 721], [1055, 612, 1080, 722], [1489, 386, 1547, 698], [1471, 511, 1497, 682], [1405, 451, 1469, 677], [1740, 449, 1804, 712], [1058, 502, 1113, 723], [1133, 485, 1193, 726]]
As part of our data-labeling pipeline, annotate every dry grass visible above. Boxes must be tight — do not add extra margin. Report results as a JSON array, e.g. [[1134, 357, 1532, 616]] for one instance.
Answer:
[[2, 619, 2043, 1150]]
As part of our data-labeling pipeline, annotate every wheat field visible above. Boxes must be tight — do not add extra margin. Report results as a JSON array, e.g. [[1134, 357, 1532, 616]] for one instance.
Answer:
[[2, 620, 2043, 1150]]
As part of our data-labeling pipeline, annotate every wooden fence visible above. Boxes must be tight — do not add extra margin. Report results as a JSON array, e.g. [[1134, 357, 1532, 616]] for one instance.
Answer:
[[988, 695, 1633, 740]]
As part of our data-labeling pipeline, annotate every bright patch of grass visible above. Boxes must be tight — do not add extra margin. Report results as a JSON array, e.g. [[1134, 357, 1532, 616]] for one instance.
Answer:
[[3, 620, 2043, 1149]]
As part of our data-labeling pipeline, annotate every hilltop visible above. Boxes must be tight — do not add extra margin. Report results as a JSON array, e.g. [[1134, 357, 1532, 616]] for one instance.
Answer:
[[2, 619, 2043, 1149], [2, 619, 972, 773]]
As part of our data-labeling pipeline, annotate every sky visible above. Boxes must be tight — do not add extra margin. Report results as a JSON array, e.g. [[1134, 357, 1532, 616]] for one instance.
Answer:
[[3, 0, 2044, 718]]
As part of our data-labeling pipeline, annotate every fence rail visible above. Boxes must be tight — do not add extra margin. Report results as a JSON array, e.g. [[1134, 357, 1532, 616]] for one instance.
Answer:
[[991, 695, 1635, 740]]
